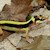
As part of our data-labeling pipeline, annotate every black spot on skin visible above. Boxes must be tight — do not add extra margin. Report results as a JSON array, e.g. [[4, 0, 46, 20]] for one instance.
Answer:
[[34, 16, 40, 21]]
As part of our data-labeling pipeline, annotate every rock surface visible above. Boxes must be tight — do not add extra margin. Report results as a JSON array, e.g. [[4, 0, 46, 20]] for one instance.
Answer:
[[0, 0, 11, 12], [0, 39, 16, 50]]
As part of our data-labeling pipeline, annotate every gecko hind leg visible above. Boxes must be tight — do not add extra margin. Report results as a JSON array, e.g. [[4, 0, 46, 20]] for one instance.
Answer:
[[0, 27, 3, 36], [22, 28, 30, 40]]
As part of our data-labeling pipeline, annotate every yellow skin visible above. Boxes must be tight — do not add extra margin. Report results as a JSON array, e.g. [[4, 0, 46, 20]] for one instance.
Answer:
[[0, 17, 35, 25], [0, 17, 35, 39], [0, 16, 46, 40]]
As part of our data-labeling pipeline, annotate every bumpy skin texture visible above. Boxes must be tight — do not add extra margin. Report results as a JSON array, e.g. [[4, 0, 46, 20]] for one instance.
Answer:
[[0, 0, 33, 22]]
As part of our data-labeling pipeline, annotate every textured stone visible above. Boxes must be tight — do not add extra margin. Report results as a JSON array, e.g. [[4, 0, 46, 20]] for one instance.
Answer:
[[29, 24, 50, 37], [0, 0, 11, 12], [0, 39, 16, 50], [7, 33, 21, 47], [36, 36, 50, 50], [31, 8, 50, 19]]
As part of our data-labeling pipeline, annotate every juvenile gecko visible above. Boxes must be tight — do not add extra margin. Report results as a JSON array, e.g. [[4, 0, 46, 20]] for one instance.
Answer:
[[0, 15, 47, 40]]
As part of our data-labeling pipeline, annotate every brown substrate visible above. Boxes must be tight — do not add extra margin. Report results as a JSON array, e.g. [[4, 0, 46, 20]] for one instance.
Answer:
[[0, 30, 13, 42]]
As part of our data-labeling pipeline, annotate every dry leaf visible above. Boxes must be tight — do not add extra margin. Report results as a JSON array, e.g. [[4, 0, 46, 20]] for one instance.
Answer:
[[0, 0, 33, 21]]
